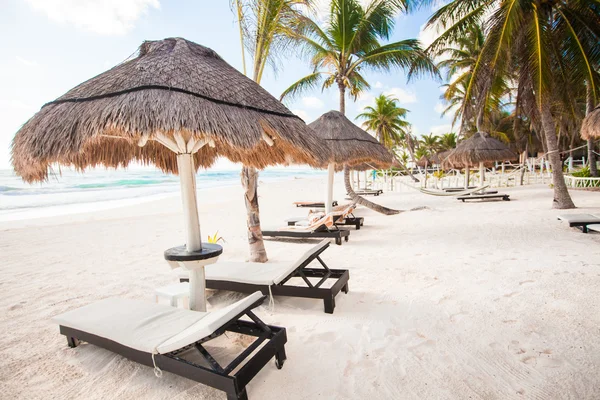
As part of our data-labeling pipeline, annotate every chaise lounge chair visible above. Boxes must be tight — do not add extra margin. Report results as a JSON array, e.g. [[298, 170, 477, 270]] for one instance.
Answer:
[[285, 204, 364, 230], [53, 292, 286, 400], [293, 200, 338, 208], [587, 224, 600, 233], [457, 193, 510, 202], [179, 240, 349, 314], [443, 186, 476, 192], [351, 189, 382, 196], [262, 214, 350, 245], [557, 214, 600, 233]]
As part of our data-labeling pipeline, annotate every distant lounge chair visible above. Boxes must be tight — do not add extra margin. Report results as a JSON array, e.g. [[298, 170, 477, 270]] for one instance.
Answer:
[[262, 213, 350, 245], [179, 240, 349, 314], [351, 189, 382, 196], [443, 187, 476, 192], [53, 292, 286, 400], [286, 204, 364, 230], [293, 200, 338, 208], [457, 193, 510, 202], [557, 214, 600, 233]]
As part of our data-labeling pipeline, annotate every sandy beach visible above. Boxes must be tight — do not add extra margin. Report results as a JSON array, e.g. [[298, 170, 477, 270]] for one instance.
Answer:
[[1, 175, 599, 399]]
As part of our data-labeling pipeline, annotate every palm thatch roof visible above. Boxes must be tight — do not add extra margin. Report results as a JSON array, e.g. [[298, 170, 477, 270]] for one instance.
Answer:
[[12, 37, 327, 183], [308, 110, 394, 170], [581, 106, 600, 140], [430, 150, 450, 165], [447, 132, 515, 167], [416, 155, 430, 167]]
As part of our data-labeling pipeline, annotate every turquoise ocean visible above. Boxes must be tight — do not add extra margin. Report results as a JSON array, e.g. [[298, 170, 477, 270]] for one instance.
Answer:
[[0, 167, 325, 221]]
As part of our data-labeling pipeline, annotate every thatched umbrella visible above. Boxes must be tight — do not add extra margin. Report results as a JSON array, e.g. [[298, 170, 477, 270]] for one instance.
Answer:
[[447, 132, 515, 187], [416, 155, 430, 168], [308, 110, 395, 214], [581, 106, 600, 140], [11, 37, 326, 311]]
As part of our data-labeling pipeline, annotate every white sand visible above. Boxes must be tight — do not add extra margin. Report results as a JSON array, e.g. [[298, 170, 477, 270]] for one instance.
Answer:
[[1, 176, 600, 399]]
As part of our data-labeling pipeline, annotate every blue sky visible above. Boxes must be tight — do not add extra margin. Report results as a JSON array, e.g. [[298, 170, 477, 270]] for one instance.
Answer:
[[0, 0, 452, 170]]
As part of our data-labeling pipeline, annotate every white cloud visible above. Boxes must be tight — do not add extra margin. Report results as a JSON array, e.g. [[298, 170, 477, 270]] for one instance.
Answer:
[[291, 109, 311, 122], [383, 87, 417, 104], [301, 96, 324, 109], [15, 56, 37, 67], [429, 124, 453, 135], [24, 0, 160, 35], [374, 81, 383, 89], [434, 102, 446, 114]]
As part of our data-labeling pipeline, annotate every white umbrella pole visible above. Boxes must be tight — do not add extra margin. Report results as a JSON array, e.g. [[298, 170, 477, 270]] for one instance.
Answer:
[[177, 154, 202, 252], [177, 153, 205, 311], [479, 161, 485, 186], [325, 163, 335, 215]]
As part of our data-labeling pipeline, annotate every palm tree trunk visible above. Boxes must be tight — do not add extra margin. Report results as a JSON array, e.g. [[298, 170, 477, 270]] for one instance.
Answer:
[[338, 83, 400, 215], [343, 165, 400, 215], [241, 166, 268, 262], [540, 102, 575, 209], [586, 83, 597, 177]]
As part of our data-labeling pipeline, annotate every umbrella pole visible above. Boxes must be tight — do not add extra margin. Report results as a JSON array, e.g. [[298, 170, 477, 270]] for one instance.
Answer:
[[325, 163, 335, 214], [177, 153, 206, 312], [465, 167, 470, 189], [479, 161, 485, 186]]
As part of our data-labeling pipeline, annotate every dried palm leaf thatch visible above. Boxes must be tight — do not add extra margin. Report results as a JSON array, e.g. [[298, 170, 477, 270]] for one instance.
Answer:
[[416, 155, 430, 167], [12, 37, 327, 183], [581, 106, 600, 140], [308, 110, 394, 171], [446, 132, 515, 167]]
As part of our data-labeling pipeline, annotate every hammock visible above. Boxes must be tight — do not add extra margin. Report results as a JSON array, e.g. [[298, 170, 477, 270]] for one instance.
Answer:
[[419, 185, 490, 197]]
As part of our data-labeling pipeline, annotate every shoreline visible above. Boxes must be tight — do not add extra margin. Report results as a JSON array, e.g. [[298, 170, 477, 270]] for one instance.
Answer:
[[0, 169, 324, 223]]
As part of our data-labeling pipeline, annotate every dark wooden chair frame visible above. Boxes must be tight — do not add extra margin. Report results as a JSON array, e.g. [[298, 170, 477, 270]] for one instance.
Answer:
[[262, 225, 351, 245], [294, 200, 338, 208], [58, 296, 287, 400], [185, 242, 350, 314], [286, 214, 364, 231], [558, 218, 600, 233], [458, 194, 510, 202], [351, 189, 382, 196]]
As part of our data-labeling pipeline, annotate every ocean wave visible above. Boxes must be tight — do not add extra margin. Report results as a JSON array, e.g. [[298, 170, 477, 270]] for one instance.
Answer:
[[74, 179, 171, 189]]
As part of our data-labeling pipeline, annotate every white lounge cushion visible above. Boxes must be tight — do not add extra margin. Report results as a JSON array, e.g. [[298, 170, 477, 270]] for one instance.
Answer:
[[588, 224, 600, 233], [180, 240, 330, 286], [53, 292, 263, 354], [557, 214, 600, 223]]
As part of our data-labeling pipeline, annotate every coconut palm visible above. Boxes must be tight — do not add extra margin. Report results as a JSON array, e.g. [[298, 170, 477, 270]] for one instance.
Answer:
[[436, 22, 508, 133], [439, 132, 457, 150], [356, 94, 411, 149], [231, 0, 312, 261], [281, 0, 437, 212], [426, 0, 600, 208], [420, 133, 441, 155]]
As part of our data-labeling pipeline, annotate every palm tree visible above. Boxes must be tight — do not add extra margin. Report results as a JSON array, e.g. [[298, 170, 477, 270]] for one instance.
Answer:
[[231, 0, 312, 261], [355, 94, 411, 149], [420, 133, 440, 155], [436, 23, 508, 133], [439, 132, 457, 150], [426, 0, 600, 208], [281, 0, 437, 214]]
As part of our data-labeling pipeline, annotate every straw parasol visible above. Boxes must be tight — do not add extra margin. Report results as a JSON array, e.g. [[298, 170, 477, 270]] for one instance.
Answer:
[[416, 155, 430, 168], [447, 131, 515, 187], [11, 37, 326, 311], [308, 110, 395, 214], [581, 106, 600, 140]]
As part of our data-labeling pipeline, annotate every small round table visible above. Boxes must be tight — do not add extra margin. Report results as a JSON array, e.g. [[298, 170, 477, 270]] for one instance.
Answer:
[[164, 243, 222, 312]]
